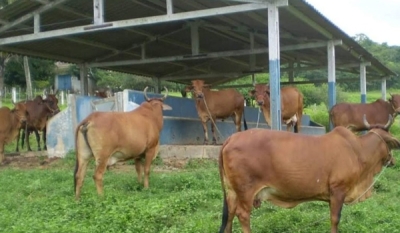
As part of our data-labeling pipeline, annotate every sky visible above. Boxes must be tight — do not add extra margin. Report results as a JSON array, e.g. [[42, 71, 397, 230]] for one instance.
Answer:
[[305, 0, 400, 46]]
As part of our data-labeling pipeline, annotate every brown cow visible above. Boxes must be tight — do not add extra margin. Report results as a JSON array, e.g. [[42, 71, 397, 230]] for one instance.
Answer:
[[218, 115, 398, 233], [74, 86, 172, 200], [249, 84, 303, 133], [330, 94, 400, 132], [0, 102, 28, 164], [186, 80, 247, 145], [16, 94, 60, 152]]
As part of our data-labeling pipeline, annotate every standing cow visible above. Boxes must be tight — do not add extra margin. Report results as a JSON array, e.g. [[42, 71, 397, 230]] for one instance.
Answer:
[[16, 94, 60, 152], [330, 94, 400, 132], [218, 115, 398, 233], [74, 87, 172, 200], [185, 79, 247, 145], [249, 84, 303, 133], [0, 102, 28, 164]]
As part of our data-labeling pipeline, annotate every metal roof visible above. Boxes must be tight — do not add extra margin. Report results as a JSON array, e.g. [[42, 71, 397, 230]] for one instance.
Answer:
[[0, 0, 396, 86]]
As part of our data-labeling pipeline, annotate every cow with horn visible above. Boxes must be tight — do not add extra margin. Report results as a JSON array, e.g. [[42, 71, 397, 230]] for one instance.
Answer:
[[218, 114, 398, 233], [74, 86, 172, 200], [185, 80, 247, 145], [330, 94, 400, 132], [249, 84, 303, 133]]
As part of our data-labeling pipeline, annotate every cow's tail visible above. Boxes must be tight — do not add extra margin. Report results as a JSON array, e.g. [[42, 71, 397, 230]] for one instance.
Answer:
[[218, 139, 230, 233], [243, 109, 248, 131], [294, 92, 304, 133], [74, 121, 92, 194]]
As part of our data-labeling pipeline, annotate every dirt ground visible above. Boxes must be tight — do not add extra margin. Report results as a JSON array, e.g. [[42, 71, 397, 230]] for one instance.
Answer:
[[0, 152, 190, 172]]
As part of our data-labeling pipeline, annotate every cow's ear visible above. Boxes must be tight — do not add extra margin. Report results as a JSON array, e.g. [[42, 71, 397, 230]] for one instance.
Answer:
[[248, 90, 256, 97], [162, 104, 172, 111], [265, 90, 270, 96]]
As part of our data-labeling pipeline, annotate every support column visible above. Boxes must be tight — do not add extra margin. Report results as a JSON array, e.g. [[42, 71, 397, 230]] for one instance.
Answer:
[[381, 77, 387, 100], [79, 64, 88, 96], [360, 62, 368, 103], [268, 1, 284, 131], [153, 77, 161, 94], [327, 40, 336, 130], [93, 0, 105, 25], [166, 0, 173, 15], [34, 14, 40, 33]]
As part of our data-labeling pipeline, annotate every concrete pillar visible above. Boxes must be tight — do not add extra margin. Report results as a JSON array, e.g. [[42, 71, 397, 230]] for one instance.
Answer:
[[327, 40, 336, 131], [381, 78, 387, 100]]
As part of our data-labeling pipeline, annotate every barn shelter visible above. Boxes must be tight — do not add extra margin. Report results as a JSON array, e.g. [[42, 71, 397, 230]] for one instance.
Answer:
[[0, 0, 396, 134]]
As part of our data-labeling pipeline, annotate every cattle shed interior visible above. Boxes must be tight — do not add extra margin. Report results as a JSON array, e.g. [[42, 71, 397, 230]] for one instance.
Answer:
[[0, 0, 396, 88]]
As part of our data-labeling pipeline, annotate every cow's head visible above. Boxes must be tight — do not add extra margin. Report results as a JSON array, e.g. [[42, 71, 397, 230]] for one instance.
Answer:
[[249, 84, 270, 107], [44, 94, 60, 116], [143, 86, 172, 111], [11, 101, 28, 123], [388, 93, 400, 113], [190, 80, 211, 99], [363, 114, 400, 165]]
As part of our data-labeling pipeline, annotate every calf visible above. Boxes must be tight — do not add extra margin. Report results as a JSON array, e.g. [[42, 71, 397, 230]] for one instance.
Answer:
[[186, 80, 247, 145], [74, 87, 172, 200], [0, 102, 28, 163], [218, 115, 398, 233], [249, 84, 303, 133]]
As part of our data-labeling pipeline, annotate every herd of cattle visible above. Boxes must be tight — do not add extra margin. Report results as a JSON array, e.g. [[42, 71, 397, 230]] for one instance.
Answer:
[[0, 80, 399, 233]]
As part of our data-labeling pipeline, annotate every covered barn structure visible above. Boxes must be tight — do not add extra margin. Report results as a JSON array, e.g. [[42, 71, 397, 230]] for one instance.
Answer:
[[0, 0, 397, 156]]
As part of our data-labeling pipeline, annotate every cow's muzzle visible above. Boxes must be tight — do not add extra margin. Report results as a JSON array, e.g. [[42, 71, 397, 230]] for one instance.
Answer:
[[196, 93, 204, 99], [257, 101, 264, 106]]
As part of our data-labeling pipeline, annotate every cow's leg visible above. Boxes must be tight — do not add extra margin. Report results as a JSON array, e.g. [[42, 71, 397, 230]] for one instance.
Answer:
[[236, 199, 253, 233], [0, 143, 5, 164], [15, 129, 20, 152], [201, 120, 209, 145], [93, 157, 109, 196], [74, 157, 90, 200], [234, 112, 242, 132], [143, 146, 158, 189], [25, 129, 32, 151], [135, 158, 143, 184], [211, 117, 218, 145], [43, 128, 47, 150], [34, 130, 41, 151], [329, 191, 346, 233], [223, 191, 238, 233]]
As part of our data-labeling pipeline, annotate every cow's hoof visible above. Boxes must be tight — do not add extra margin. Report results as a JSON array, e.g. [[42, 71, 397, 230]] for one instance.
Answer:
[[203, 141, 208, 145]]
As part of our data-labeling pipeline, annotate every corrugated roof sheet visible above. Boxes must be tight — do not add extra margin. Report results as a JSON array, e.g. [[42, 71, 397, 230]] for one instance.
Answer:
[[0, 0, 396, 86]]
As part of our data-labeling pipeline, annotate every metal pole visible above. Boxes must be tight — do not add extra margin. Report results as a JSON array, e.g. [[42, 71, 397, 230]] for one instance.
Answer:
[[268, 2, 282, 130], [327, 40, 336, 131], [381, 78, 387, 100], [360, 63, 367, 103]]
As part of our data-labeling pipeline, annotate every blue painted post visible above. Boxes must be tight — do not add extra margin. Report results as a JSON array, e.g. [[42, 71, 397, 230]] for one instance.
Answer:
[[268, 2, 282, 131], [360, 63, 367, 103], [327, 41, 336, 131], [381, 78, 387, 100]]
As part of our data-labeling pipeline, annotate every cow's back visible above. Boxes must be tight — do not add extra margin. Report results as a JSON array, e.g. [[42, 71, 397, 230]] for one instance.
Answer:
[[221, 128, 361, 202], [330, 100, 391, 129], [201, 89, 244, 118], [81, 108, 162, 155]]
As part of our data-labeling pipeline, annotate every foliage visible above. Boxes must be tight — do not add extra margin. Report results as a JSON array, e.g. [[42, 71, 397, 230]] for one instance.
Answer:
[[4, 56, 55, 88]]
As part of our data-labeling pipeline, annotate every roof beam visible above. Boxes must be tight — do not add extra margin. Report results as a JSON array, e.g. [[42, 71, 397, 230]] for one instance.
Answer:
[[0, 46, 82, 63], [89, 40, 342, 68], [0, 3, 268, 45], [0, 0, 69, 34]]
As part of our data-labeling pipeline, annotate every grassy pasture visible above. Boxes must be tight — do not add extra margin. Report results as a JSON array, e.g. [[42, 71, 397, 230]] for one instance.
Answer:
[[1, 154, 400, 233], [1, 90, 400, 232]]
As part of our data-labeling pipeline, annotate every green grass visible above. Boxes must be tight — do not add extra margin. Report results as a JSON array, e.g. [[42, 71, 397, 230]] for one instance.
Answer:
[[1, 89, 400, 232], [0, 154, 400, 233]]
